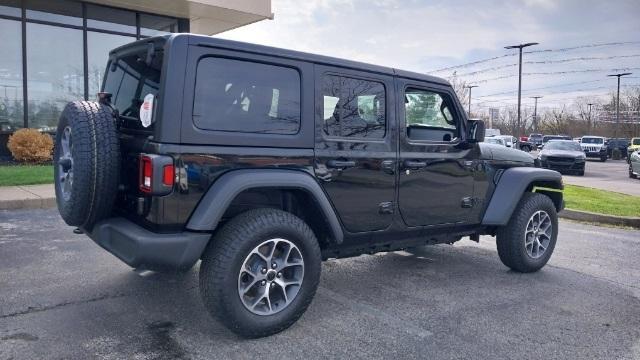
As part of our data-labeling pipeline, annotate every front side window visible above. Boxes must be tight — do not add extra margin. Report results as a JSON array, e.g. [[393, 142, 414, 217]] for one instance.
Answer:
[[193, 58, 301, 135], [405, 88, 458, 142], [322, 75, 385, 139]]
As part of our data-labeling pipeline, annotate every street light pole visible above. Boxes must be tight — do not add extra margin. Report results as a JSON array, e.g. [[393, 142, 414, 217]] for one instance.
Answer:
[[607, 72, 632, 138], [464, 85, 478, 116], [587, 102, 594, 132], [505, 42, 539, 136], [531, 96, 542, 132]]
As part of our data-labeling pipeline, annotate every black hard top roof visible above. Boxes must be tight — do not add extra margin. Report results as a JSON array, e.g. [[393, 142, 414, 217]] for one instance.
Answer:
[[119, 33, 450, 87]]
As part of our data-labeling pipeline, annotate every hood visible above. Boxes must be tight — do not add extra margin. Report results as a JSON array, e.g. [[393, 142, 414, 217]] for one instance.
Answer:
[[478, 143, 534, 164], [541, 149, 585, 158]]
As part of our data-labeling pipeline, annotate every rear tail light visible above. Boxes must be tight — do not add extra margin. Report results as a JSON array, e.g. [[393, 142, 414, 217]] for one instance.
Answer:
[[139, 154, 174, 195], [162, 164, 175, 186], [139, 156, 153, 193]]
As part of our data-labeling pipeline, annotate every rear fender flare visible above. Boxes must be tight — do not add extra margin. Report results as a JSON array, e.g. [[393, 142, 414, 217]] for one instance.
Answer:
[[186, 169, 344, 243]]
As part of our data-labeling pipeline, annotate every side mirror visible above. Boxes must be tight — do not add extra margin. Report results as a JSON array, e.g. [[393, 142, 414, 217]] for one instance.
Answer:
[[467, 119, 485, 143]]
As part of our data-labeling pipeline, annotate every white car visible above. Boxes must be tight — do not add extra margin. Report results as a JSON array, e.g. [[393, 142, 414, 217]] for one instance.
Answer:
[[580, 136, 607, 162], [497, 135, 518, 148], [484, 137, 506, 146]]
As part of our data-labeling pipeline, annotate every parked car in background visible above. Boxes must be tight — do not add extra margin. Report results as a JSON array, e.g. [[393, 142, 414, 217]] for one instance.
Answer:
[[573, 137, 581, 143], [484, 137, 506, 146], [628, 138, 640, 163], [485, 128, 501, 137], [538, 140, 586, 176], [497, 135, 518, 149], [606, 138, 630, 158], [542, 135, 572, 146], [518, 138, 534, 152], [629, 150, 640, 179], [580, 136, 607, 162], [529, 133, 544, 148]]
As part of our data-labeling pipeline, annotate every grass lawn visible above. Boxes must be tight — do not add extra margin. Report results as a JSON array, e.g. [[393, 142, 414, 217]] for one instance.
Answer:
[[563, 184, 640, 217], [0, 165, 54, 186]]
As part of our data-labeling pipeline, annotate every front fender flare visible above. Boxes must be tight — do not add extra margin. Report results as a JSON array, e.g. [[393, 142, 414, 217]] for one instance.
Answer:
[[482, 167, 563, 226], [186, 169, 344, 243]]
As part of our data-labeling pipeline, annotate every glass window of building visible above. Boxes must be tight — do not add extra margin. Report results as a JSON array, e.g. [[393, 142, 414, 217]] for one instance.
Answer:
[[86, 4, 137, 34], [26, 23, 83, 130], [25, 0, 83, 26], [87, 32, 136, 98], [140, 14, 178, 36], [0, 0, 20, 18], [0, 18, 23, 131]]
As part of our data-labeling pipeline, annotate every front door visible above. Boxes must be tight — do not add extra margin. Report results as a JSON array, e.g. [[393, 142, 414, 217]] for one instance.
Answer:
[[397, 80, 475, 227], [314, 67, 397, 233]]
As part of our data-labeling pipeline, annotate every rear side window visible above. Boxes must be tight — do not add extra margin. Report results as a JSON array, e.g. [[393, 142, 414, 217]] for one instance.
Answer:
[[322, 75, 385, 139], [103, 48, 163, 131], [193, 58, 301, 135]]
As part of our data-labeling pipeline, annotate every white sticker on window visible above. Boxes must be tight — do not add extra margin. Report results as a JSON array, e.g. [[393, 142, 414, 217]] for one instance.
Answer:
[[140, 93, 154, 128]]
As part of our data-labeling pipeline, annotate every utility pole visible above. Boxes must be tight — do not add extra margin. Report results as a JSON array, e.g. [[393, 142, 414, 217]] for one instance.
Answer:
[[464, 85, 478, 117], [587, 103, 594, 132], [607, 72, 632, 138], [505, 42, 539, 136], [531, 96, 542, 133]]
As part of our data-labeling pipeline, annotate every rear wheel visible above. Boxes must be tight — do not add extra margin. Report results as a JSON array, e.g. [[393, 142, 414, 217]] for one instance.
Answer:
[[630, 166, 637, 179], [199, 208, 321, 338], [496, 193, 558, 273]]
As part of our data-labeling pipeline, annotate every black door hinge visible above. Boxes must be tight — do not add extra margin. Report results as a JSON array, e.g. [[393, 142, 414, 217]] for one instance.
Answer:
[[379, 201, 394, 214]]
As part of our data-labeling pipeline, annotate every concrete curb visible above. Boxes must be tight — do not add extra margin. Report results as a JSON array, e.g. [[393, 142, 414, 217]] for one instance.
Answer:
[[559, 209, 640, 229], [0, 184, 56, 210]]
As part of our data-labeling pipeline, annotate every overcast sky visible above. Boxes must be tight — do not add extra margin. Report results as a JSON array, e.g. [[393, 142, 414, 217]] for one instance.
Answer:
[[218, 0, 640, 113]]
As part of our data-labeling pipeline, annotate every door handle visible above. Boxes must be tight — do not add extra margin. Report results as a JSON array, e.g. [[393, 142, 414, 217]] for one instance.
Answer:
[[403, 160, 427, 169], [327, 159, 356, 169]]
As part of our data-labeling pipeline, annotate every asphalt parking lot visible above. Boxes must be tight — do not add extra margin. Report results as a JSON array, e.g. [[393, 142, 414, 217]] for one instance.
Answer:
[[1, 208, 639, 359], [562, 158, 640, 196]]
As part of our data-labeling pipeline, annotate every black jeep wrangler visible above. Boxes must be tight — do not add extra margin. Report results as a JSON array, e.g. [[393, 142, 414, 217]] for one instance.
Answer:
[[54, 34, 563, 338]]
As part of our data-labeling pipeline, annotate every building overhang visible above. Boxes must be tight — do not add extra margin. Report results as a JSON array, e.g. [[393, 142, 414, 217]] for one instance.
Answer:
[[85, 0, 273, 35]]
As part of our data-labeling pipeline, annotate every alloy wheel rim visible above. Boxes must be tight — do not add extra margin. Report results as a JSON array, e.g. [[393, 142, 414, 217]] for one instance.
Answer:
[[525, 210, 552, 259], [58, 126, 74, 202], [237, 238, 304, 315]]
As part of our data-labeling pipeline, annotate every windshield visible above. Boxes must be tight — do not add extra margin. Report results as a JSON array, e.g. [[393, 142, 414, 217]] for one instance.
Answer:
[[529, 134, 543, 139], [633, 138, 640, 145], [486, 138, 504, 145], [103, 45, 163, 131], [582, 137, 603, 144], [545, 141, 582, 151]]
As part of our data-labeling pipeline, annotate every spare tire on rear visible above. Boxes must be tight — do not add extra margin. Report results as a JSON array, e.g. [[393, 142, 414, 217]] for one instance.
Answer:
[[54, 101, 120, 230]]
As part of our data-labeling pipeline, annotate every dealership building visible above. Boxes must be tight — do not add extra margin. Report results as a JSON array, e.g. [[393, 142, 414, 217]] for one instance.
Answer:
[[0, 0, 272, 155]]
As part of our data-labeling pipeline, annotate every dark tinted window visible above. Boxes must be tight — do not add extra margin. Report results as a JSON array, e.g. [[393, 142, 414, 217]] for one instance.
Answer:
[[103, 48, 163, 130], [86, 4, 137, 34], [193, 58, 301, 135], [322, 75, 385, 139], [0, 0, 20, 17], [140, 14, 178, 36], [25, 0, 82, 26]]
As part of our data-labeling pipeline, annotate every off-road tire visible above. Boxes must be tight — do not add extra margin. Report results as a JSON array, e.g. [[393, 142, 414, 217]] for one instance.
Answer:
[[496, 193, 558, 273], [577, 169, 585, 176], [600, 156, 607, 162], [199, 208, 321, 338], [54, 101, 120, 230]]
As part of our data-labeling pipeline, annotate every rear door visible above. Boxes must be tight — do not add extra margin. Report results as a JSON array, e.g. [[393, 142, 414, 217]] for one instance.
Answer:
[[396, 79, 476, 227], [314, 66, 397, 233]]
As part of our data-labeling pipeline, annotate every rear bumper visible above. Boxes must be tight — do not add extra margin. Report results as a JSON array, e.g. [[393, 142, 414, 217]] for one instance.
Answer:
[[87, 217, 210, 271]]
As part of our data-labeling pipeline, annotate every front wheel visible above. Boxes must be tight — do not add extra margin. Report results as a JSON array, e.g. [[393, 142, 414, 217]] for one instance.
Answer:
[[600, 156, 607, 162], [496, 193, 558, 273], [199, 208, 321, 338]]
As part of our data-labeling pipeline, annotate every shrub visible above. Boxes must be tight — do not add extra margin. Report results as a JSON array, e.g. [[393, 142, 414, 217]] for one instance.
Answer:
[[7, 128, 54, 163], [612, 148, 622, 160]]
